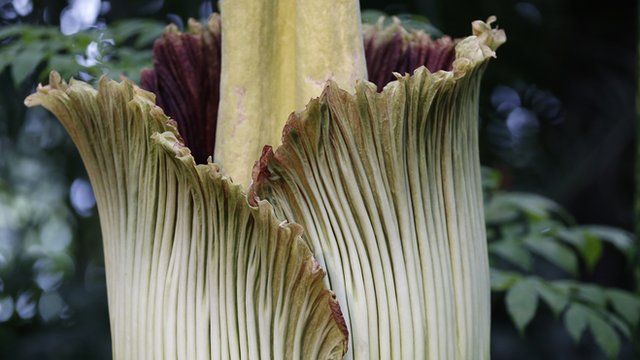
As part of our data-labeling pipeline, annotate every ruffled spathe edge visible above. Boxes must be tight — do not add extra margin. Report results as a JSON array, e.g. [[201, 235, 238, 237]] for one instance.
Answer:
[[452, 16, 506, 77], [245, 18, 501, 359], [25, 71, 327, 256], [249, 17, 505, 199], [153, 130, 350, 349], [25, 71, 349, 358]]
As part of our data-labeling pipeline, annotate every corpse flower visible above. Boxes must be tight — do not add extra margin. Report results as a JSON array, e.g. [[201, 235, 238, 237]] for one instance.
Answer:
[[25, 1, 505, 358]]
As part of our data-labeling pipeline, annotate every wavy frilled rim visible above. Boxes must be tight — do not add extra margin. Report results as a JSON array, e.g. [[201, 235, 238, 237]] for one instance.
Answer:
[[392, 16, 505, 81], [133, 16, 504, 192], [25, 72, 284, 213], [24, 73, 284, 221], [25, 16, 504, 194], [364, 16, 505, 89], [248, 16, 505, 197], [151, 129, 351, 349], [450, 16, 506, 76], [134, 15, 504, 170], [24, 17, 505, 209], [24, 72, 350, 357]]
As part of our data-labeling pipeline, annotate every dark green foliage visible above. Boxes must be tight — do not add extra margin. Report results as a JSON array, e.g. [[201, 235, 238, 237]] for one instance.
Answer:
[[361, 9, 444, 37], [0, 19, 164, 85], [484, 167, 639, 358]]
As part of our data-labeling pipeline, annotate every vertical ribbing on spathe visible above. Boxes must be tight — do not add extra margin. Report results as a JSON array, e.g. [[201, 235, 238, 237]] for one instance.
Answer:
[[25, 73, 348, 359], [250, 18, 505, 359], [251, 65, 486, 360]]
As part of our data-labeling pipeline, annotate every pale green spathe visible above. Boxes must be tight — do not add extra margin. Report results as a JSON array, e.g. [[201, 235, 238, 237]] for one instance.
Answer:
[[25, 74, 348, 359], [252, 18, 506, 359]]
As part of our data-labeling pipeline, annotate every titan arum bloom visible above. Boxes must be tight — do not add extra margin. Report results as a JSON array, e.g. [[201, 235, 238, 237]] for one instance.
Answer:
[[25, 1, 505, 358]]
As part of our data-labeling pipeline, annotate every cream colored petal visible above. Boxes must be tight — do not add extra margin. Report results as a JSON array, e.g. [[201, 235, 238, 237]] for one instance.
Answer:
[[251, 18, 505, 360], [25, 73, 347, 359], [215, 0, 368, 187]]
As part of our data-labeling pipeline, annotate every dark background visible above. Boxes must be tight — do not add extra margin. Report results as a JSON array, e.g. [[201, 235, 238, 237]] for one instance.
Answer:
[[0, 0, 636, 358]]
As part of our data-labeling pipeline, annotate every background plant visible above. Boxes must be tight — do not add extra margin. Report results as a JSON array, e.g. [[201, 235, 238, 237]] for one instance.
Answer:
[[0, 1, 636, 359], [483, 167, 639, 358]]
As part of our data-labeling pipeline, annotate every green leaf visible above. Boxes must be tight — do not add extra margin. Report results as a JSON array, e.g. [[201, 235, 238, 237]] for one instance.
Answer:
[[490, 269, 520, 291], [489, 240, 532, 271], [501, 222, 528, 240], [45, 55, 84, 80], [577, 284, 608, 307], [524, 236, 579, 276], [110, 20, 149, 41], [564, 303, 589, 342], [481, 166, 501, 192], [492, 192, 570, 222], [110, 19, 165, 47], [133, 27, 164, 48], [0, 24, 27, 40], [361, 9, 388, 24], [605, 311, 632, 338], [0, 42, 22, 74], [580, 232, 603, 271], [534, 281, 568, 316], [578, 226, 635, 257], [606, 289, 640, 327], [558, 228, 603, 271], [394, 14, 444, 37], [506, 278, 539, 333], [528, 219, 563, 235], [484, 199, 520, 225], [586, 310, 620, 359], [12, 44, 47, 85]]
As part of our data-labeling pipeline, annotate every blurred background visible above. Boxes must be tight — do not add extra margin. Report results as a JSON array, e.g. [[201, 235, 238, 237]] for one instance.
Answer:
[[0, 0, 637, 359]]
